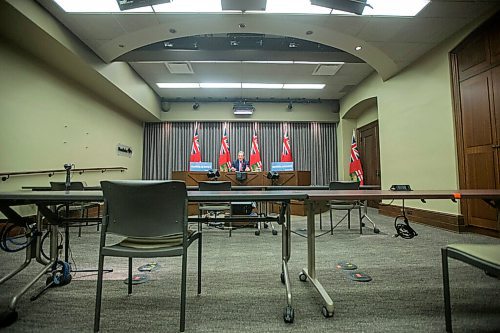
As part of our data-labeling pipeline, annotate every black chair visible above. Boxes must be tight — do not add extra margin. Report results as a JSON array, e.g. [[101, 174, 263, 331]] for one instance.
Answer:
[[441, 244, 500, 332], [327, 181, 363, 235], [94, 180, 202, 332], [198, 181, 233, 236]]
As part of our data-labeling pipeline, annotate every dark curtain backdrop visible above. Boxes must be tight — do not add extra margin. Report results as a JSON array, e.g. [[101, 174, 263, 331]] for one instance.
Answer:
[[143, 122, 338, 185]]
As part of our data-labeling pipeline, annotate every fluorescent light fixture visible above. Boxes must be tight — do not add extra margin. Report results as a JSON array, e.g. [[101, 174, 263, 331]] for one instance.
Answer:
[[234, 109, 254, 115], [243, 61, 294, 64], [157, 83, 199, 88], [294, 61, 344, 65], [153, 0, 223, 13], [190, 61, 241, 64], [283, 84, 325, 89], [157, 82, 325, 89], [199, 83, 241, 88], [53, 0, 153, 12], [242, 83, 283, 89], [55, 0, 429, 15]]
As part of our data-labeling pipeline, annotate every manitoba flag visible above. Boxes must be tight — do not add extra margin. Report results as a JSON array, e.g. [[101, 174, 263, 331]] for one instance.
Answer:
[[280, 124, 293, 162], [189, 123, 201, 169], [218, 125, 232, 171], [250, 128, 263, 171], [349, 129, 364, 185]]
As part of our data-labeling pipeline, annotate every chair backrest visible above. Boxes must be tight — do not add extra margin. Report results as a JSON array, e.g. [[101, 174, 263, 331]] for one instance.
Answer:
[[50, 181, 86, 191], [100, 180, 186, 238], [198, 181, 231, 191], [329, 181, 360, 190]]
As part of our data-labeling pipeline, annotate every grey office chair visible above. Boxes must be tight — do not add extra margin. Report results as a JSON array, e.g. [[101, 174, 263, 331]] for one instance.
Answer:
[[94, 180, 202, 333], [198, 181, 233, 236], [441, 244, 500, 332], [327, 181, 363, 235]]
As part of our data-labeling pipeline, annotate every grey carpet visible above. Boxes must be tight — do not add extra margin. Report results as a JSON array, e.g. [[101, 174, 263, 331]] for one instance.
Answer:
[[1, 208, 500, 332]]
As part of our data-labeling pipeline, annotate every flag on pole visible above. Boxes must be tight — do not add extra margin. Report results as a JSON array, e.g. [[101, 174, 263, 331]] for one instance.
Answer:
[[218, 124, 232, 171], [280, 124, 293, 162], [189, 123, 201, 169], [349, 129, 364, 185], [250, 128, 263, 171]]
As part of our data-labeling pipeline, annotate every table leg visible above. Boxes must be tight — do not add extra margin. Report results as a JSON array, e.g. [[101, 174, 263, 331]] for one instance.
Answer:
[[360, 200, 380, 233], [300, 200, 334, 317], [281, 201, 294, 323]]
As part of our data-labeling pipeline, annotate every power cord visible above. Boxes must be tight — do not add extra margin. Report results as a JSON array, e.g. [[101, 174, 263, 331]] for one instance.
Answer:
[[0, 222, 37, 253], [393, 199, 418, 239]]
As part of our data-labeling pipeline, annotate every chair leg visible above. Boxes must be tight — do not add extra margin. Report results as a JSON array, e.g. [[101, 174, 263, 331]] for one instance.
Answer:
[[128, 257, 132, 295], [197, 234, 202, 295], [319, 203, 323, 230], [347, 210, 351, 229], [180, 252, 188, 332], [94, 254, 105, 332], [64, 224, 70, 263], [441, 248, 452, 332]]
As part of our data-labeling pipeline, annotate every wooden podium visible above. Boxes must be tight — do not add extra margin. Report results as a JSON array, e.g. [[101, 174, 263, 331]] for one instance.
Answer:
[[171, 171, 313, 215]]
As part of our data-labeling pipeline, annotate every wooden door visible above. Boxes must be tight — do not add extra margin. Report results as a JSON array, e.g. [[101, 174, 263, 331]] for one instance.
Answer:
[[357, 121, 381, 207], [460, 70, 499, 229]]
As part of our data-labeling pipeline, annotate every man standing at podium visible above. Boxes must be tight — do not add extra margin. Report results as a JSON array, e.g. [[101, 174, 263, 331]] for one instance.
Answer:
[[231, 151, 250, 172]]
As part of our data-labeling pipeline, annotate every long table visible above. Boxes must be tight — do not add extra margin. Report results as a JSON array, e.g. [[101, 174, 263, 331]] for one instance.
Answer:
[[1, 189, 499, 326]]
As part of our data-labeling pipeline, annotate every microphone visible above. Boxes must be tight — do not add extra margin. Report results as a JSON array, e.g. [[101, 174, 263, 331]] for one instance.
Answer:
[[64, 163, 73, 191]]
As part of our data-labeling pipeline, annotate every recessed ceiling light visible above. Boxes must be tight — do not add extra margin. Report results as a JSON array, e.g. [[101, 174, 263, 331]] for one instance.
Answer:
[[306, 30, 313, 35], [230, 40, 240, 46], [156, 82, 325, 89], [169, 28, 177, 34], [239, 23, 246, 28], [355, 46, 362, 51]]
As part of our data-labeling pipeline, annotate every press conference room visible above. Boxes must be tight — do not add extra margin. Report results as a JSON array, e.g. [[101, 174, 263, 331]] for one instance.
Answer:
[[1, 1, 500, 332]]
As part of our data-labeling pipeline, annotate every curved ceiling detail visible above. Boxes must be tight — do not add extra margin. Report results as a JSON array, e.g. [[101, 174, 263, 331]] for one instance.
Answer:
[[342, 96, 377, 119], [95, 14, 398, 80]]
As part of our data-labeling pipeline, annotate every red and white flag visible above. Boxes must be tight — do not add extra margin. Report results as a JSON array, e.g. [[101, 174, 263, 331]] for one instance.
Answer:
[[280, 124, 293, 162], [189, 123, 201, 169], [218, 124, 232, 171], [250, 128, 263, 171], [349, 129, 364, 185]]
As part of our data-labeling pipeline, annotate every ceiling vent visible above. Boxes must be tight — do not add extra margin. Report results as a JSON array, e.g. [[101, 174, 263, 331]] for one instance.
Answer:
[[312, 64, 343, 76], [165, 62, 194, 74]]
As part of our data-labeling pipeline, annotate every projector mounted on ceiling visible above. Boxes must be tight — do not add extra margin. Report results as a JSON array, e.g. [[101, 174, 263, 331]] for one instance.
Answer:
[[310, 0, 371, 15], [233, 103, 255, 115], [116, 0, 171, 11]]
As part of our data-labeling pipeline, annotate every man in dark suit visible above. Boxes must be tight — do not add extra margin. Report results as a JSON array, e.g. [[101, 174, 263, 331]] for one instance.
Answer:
[[231, 151, 250, 172]]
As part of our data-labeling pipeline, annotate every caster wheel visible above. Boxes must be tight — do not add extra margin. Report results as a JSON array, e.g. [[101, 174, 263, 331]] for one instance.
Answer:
[[280, 272, 285, 284], [299, 272, 307, 282], [374, 227, 380, 234], [272, 230, 278, 236], [255, 230, 260, 236], [0, 309, 18, 328], [321, 306, 334, 318], [283, 306, 294, 323], [361, 222, 366, 227], [264, 223, 269, 229]]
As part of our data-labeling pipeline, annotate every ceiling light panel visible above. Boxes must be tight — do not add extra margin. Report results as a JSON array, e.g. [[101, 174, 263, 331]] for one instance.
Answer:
[[283, 84, 325, 89], [199, 83, 241, 88], [153, 0, 223, 12], [54, 0, 153, 12], [164, 62, 194, 74], [157, 83, 199, 88], [242, 83, 283, 89]]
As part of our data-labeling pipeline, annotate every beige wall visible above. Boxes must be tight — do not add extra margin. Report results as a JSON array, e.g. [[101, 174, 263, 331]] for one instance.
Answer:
[[336, 25, 484, 214], [0, 40, 143, 216], [160, 102, 340, 122]]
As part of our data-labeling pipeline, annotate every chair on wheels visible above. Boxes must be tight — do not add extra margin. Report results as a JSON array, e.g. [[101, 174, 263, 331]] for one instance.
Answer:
[[441, 244, 500, 333], [198, 181, 233, 236], [94, 180, 202, 333], [326, 181, 363, 235]]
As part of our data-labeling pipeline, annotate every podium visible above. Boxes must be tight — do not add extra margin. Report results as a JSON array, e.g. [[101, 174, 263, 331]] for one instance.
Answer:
[[171, 171, 313, 215]]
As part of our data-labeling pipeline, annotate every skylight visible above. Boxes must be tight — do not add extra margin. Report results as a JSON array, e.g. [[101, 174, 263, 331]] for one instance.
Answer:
[[54, 0, 430, 16]]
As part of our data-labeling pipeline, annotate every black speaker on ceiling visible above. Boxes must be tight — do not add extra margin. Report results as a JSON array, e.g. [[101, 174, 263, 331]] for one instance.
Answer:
[[310, 0, 369, 15]]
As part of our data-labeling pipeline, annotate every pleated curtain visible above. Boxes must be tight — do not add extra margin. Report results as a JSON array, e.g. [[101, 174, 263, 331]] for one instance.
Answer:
[[143, 122, 338, 185]]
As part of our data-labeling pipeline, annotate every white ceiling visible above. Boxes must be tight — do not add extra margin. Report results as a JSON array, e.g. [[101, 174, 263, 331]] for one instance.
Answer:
[[35, 0, 500, 101]]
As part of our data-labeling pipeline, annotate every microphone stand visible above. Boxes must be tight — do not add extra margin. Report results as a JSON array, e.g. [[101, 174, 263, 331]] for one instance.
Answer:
[[63, 163, 72, 192]]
